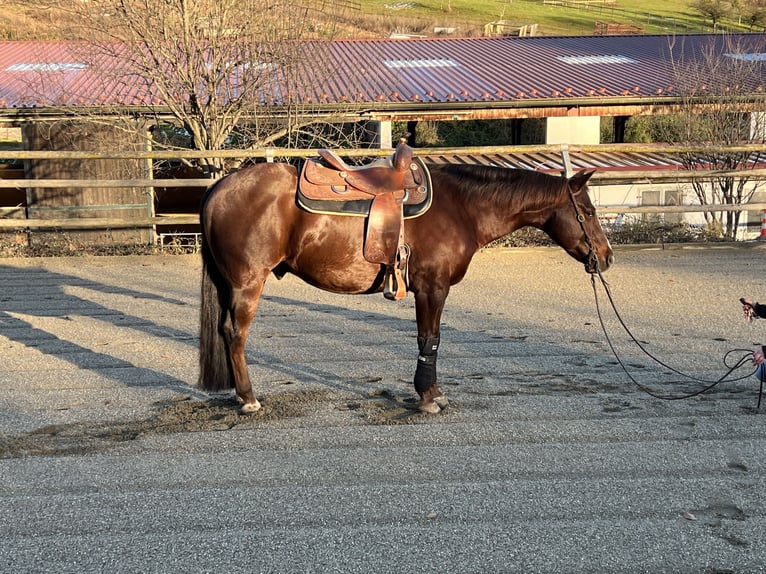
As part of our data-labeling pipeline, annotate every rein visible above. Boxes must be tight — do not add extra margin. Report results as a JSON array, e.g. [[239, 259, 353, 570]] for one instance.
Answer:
[[566, 182, 762, 407]]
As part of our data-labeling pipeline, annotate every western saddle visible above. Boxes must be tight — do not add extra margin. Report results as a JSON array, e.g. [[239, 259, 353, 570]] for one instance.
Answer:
[[297, 138, 432, 301]]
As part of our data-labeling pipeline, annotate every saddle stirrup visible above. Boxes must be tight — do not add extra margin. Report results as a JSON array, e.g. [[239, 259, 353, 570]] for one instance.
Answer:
[[383, 244, 410, 301]]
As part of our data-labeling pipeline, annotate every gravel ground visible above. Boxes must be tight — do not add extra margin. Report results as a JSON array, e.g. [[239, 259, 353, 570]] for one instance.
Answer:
[[1, 244, 765, 573]]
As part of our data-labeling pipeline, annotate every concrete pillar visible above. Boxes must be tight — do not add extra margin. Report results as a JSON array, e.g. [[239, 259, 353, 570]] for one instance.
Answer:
[[372, 120, 393, 149], [545, 116, 601, 145]]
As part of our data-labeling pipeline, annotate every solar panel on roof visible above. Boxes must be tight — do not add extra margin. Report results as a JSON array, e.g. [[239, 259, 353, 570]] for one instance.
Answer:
[[6, 63, 86, 72], [383, 59, 458, 69], [556, 55, 636, 65], [725, 52, 766, 61]]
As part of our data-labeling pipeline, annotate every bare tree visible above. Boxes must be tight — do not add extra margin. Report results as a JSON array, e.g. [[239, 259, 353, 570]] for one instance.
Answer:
[[734, 0, 766, 29], [46, 0, 364, 176], [651, 34, 766, 239], [692, 0, 734, 30]]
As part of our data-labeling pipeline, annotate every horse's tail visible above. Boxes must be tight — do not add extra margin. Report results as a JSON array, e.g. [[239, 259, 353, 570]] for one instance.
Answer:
[[198, 240, 234, 391]]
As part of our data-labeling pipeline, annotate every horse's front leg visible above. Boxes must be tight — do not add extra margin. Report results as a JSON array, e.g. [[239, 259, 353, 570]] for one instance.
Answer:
[[413, 289, 450, 413]]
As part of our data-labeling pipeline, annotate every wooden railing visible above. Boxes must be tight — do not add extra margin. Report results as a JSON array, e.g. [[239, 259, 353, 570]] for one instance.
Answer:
[[2, 143, 766, 231]]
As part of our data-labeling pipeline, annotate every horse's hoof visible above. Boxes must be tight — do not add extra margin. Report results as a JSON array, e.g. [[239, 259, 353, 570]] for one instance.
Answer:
[[240, 399, 262, 413], [434, 394, 449, 409], [418, 399, 441, 414]]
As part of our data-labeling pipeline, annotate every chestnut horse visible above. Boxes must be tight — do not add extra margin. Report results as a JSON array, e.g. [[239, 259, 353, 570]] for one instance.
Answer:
[[198, 161, 613, 413]]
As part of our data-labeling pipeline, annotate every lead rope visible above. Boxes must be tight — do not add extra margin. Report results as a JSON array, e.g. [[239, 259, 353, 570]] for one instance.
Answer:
[[590, 270, 761, 405], [566, 181, 761, 406]]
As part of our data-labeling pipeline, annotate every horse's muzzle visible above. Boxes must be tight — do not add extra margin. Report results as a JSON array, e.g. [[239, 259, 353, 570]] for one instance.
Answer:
[[585, 251, 614, 274]]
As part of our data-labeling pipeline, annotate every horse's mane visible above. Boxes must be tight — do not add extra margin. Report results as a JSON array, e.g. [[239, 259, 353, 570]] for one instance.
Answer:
[[429, 163, 564, 210]]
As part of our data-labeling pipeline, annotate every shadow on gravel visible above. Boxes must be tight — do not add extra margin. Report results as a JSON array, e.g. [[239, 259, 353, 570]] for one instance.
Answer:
[[0, 387, 458, 459], [0, 264, 196, 393]]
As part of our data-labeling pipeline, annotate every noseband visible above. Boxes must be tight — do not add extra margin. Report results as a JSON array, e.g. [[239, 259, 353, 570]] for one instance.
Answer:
[[566, 182, 600, 273]]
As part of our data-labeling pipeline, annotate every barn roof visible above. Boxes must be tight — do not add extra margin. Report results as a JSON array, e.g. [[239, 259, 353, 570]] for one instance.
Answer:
[[1, 33, 765, 120], [425, 148, 686, 173]]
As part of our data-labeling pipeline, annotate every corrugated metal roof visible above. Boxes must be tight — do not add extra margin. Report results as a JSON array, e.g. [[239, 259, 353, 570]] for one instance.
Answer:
[[424, 149, 687, 172], [428, 149, 766, 176], [0, 41, 156, 108], [1, 34, 765, 110]]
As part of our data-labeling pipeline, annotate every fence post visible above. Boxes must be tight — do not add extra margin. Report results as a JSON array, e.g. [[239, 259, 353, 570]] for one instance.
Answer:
[[560, 144, 573, 178]]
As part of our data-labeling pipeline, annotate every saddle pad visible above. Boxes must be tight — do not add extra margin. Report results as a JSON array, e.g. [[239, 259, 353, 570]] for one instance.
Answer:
[[297, 157, 432, 219]]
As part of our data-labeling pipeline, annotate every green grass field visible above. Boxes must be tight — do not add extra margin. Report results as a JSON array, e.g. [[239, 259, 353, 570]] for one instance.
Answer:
[[352, 0, 753, 37], [1, 0, 758, 40]]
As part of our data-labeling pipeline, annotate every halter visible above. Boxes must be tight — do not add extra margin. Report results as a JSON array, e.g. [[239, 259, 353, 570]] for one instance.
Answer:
[[566, 182, 600, 274]]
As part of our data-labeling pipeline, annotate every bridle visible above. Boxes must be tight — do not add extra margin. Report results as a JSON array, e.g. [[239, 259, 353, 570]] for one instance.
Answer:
[[566, 182, 600, 274]]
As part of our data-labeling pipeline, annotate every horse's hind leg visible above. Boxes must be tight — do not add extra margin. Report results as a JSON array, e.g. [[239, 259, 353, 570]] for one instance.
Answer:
[[223, 282, 266, 413]]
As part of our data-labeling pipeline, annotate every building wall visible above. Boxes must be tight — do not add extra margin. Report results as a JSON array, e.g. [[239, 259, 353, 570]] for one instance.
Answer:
[[591, 180, 764, 240], [23, 121, 152, 246]]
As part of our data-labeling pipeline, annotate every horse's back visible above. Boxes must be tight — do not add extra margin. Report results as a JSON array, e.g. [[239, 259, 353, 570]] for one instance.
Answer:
[[203, 162, 297, 213]]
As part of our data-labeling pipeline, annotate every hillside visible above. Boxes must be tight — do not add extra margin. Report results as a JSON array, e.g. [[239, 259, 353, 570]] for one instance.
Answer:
[[348, 0, 717, 37], [0, 0, 758, 40]]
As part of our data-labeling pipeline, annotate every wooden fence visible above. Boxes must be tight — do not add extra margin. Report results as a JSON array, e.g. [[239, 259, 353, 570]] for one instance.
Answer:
[[2, 143, 766, 234], [543, 0, 616, 7], [594, 21, 645, 35]]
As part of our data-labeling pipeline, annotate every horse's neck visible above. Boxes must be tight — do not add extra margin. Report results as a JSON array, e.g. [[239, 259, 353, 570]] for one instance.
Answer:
[[463, 178, 560, 246]]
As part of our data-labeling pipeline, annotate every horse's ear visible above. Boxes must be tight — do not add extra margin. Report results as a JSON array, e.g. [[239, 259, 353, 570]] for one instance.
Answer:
[[569, 168, 597, 193]]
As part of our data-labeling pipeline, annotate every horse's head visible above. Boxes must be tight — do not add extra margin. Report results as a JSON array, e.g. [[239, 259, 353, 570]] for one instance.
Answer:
[[543, 168, 614, 274]]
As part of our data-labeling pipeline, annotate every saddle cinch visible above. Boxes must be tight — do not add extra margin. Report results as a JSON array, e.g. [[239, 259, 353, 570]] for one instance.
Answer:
[[297, 138, 433, 301]]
